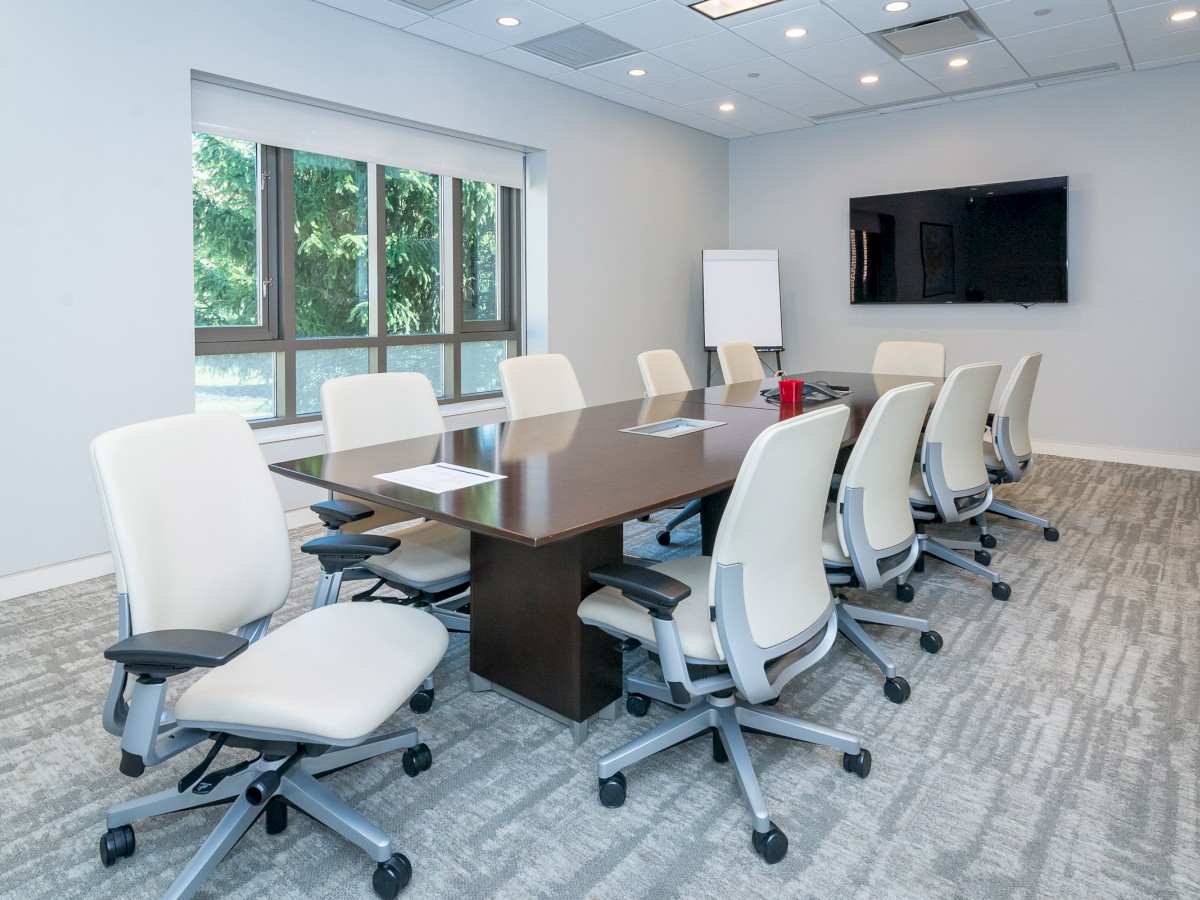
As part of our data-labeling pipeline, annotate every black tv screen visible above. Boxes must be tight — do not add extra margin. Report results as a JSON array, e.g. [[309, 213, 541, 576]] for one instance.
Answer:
[[850, 177, 1068, 305]]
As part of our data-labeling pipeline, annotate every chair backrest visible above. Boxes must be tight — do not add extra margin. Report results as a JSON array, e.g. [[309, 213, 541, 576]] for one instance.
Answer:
[[872, 341, 946, 378], [499, 353, 586, 420], [322, 372, 445, 452], [992, 352, 1042, 478], [716, 342, 763, 384], [90, 413, 292, 635], [637, 349, 692, 397], [711, 404, 850, 654], [919, 362, 1002, 517], [837, 382, 934, 564]]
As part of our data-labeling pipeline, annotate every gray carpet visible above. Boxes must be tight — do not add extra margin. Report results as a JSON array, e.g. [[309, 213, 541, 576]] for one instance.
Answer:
[[1, 456, 1198, 899]]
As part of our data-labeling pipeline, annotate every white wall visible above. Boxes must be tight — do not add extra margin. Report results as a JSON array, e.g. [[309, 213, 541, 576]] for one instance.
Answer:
[[729, 64, 1200, 464], [0, 0, 727, 585]]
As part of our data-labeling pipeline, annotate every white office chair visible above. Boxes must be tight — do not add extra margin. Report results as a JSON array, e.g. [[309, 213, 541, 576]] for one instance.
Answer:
[[716, 341, 766, 384], [637, 349, 701, 546], [976, 352, 1060, 545], [909, 362, 1012, 601], [872, 340, 946, 378], [90, 412, 447, 900], [310, 373, 471, 622], [823, 382, 943, 704], [498, 353, 586, 420], [578, 404, 871, 864]]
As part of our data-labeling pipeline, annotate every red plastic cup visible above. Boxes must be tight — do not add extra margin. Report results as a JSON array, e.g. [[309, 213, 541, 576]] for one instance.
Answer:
[[778, 378, 804, 404]]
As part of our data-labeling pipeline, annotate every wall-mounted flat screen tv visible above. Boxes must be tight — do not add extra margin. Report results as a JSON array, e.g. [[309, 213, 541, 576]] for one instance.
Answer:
[[850, 177, 1068, 305]]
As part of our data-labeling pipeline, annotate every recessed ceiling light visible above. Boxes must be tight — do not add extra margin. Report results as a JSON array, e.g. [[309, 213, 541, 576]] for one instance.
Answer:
[[860, 74, 880, 84], [497, 16, 520, 27], [784, 27, 808, 38], [628, 68, 647, 77], [718, 102, 736, 112], [948, 57, 969, 67], [884, 2, 910, 11], [690, 0, 785, 20], [1170, 10, 1197, 22]]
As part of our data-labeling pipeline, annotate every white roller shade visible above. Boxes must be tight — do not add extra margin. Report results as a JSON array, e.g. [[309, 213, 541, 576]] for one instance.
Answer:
[[191, 77, 525, 188]]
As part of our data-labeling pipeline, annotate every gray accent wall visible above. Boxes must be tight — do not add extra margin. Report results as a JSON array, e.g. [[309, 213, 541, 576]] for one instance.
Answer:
[[728, 62, 1200, 460]]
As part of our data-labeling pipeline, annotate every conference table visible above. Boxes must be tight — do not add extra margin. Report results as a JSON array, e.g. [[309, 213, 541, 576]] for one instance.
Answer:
[[270, 370, 940, 741]]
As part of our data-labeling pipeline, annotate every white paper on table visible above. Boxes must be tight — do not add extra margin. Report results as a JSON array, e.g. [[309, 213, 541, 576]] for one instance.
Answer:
[[374, 463, 505, 494]]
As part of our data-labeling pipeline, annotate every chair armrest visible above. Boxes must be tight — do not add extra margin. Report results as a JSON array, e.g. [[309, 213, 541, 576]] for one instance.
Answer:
[[104, 629, 249, 680], [310, 498, 375, 529], [300, 533, 402, 574], [590, 562, 691, 620]]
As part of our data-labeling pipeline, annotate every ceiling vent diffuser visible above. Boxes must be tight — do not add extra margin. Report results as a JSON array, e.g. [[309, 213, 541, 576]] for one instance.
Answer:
[[518, 26, 639, 69], [873, 12, 991, 58]]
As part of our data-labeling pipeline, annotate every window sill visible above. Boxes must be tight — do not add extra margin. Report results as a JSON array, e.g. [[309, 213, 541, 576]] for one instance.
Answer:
[[252, 397, 507, 446]]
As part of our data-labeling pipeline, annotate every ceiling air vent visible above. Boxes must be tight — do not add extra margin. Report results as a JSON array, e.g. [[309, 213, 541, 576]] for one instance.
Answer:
[[874, 12, 990, 58], [518, 26, 639, 69]]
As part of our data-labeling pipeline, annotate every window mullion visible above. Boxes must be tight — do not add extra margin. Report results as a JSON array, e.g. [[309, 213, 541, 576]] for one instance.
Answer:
[[277, 148, 297, 421]]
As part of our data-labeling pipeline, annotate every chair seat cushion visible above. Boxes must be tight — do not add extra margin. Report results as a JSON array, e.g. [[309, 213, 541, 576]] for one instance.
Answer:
[[173, 603, 449, 742], [364, 520, 470, 590], [578, 556, 723, 662], [821, 503, 849, 564]]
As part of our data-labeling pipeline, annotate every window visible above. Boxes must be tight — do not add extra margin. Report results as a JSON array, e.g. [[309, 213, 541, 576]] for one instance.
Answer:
[[193, 134, 521, 425]]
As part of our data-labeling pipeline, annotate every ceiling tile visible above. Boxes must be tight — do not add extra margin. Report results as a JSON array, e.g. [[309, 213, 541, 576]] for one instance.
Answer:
[[780, 94, 869, 119], [582, 52, 694, 85], [1018, 43, 1132, 77], [436, 0, 577, 45], [825, 0, 968, 34], [403, 15, 506, 53], [653, 30, 770, 72], [1118, 2, 1200, 41], [815, 60, 940, 105], [706, 56, 808, 90], [639, 74, 730, 103], [972, 0, 1114, 40], [532, 0, 652, 20], [605, 90, 673, 111], [485, 46, 574, 76], [312, 0, 428, 29], [679, 92, 777, 121], [1126, 28, 1200, 65], [900, 38, 1020, 79], [746, 73, 846, 105], [651, 104, 756, 138], [925, 61, 1030, 92], [591, 0, 719, 50], [1001, 16, 1123, 61], [549, 69, 626, 95], [729, 4, 859, 55], [721, 105, 811, 134], [780, 34, 896, 77]]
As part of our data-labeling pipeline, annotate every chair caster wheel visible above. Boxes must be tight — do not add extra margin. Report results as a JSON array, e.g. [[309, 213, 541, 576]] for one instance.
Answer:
[[712, 729, 728, 764], [99, 824, 135, 867], [884, 676, 910, 704], [625, 693, 651, 717], [408, 688, 434, 714], [975, 549, 992, 565], [760, 696, 779, 706], [372, 852, 412, 898], [895, 582, 915, 603], [992, 582, 1011, 601], [980, 534, 997, 549], [598, 771, 627, 808], [842, 748, 872, 779], [656, 531, 672, 546], [401, 743, 432, 778], [265, 796, 288, 834], [920, 631, 943, 654], [1044, 527, 1059, 542], [752, 822, 789, 864]]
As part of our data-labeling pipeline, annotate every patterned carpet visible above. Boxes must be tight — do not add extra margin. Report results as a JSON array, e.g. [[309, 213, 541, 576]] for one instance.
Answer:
[[1, 456, 1197, 899]]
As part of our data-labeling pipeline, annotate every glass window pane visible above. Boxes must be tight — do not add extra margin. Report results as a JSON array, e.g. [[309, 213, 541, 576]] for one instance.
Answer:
[[384, 167, 441, 336], [294, 151, 370, 339], [193, 134, 260, 328], [387, 344, 445, 397], [461, 340, 507, 395], [195, 353, 275, 420], [462, 181, 500, 324], [296, 348, 370, 416]]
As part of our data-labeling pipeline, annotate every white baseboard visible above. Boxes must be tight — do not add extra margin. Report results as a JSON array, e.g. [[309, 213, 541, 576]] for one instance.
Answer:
[[0, 553, 115, 603], [1033, 440, 1200, 471]]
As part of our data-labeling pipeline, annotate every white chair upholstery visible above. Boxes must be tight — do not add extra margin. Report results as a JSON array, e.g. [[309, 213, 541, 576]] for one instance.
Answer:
[[909, 362, 1012, 601], [715, 342, 764, 384], [314, 373, 471, 640], [637, 349, 700, 546], [977, 352, 1060, 543], [822, 382, 943, 704], [90, 412, 447, 899], [871, 340, 946, 378], [498, 353, 585, 420], [578, 405, 871, 864]]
